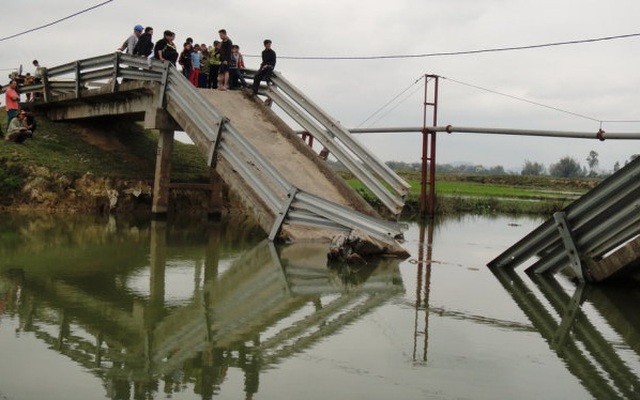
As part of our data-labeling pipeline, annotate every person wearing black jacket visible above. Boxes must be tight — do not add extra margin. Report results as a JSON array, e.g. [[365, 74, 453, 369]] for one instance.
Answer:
[[154, 30, 178, 65], [252, 40, 276, 95], [218, 29, 233, 90], [133, 27, 154, 58]]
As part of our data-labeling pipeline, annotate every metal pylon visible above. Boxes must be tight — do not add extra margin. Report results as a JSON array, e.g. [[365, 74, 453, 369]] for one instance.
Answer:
[[420, 75, 439, 217]]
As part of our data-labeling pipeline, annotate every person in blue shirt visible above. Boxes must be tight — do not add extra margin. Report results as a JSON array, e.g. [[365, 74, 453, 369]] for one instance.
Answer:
[[189, 44, 202, 86]]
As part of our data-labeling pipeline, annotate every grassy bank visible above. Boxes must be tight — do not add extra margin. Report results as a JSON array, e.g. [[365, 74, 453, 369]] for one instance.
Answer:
[[0, 113, 209, 197], [341, 170, 598, 216]]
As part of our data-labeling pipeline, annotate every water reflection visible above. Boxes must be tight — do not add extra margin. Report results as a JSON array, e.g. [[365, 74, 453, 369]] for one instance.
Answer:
[[3, 214, 640, 399], [404, 215, 640, 399], [490, 266, 640, 399], [412, 220, 433, 365], [0, 215, 403, 400]]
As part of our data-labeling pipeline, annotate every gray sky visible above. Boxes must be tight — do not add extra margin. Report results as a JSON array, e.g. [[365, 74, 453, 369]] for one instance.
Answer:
[[2, 0, 639, 172]]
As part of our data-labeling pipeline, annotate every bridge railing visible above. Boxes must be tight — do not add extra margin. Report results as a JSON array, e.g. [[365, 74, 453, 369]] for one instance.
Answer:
[[24, 53, 409, 250], [23, 54, 408, 217], [249, 70, 410, 217], [21, 53, 167, 100]]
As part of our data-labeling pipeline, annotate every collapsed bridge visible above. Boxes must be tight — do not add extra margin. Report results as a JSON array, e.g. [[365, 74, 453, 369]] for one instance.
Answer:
[[25, 52, 410, 256]]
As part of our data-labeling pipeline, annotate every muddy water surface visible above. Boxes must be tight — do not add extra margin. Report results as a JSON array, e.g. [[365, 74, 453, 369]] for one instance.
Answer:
[[0, 213, 639, 399]]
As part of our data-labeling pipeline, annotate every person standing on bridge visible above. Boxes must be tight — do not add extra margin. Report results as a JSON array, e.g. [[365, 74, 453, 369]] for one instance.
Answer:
[[32, 60, 45, 83], [179, 42, 193, 79], [217, 29, 233, 90], [154, 30, 178, 66], [229, 45, 247, 90], [251, 39, 276, 95], [133, 27, 154, 59], [189, 44, 201, 86], [199, 43, 210, 88], [208, 41, 221, 89], [119, 25, 144, 55]]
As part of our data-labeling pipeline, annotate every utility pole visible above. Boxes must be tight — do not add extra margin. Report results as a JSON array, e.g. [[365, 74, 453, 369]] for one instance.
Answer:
[[421, 75, 439, 217]]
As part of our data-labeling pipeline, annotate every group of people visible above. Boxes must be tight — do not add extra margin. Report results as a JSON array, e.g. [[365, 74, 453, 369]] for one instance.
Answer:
[[119, 25, 276, 94], [0, 26, 277, 143], [2, 79, 36, 144]]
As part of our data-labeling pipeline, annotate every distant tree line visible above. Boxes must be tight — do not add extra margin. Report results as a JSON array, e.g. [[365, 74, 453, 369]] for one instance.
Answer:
[[377, 152, 640, 179]]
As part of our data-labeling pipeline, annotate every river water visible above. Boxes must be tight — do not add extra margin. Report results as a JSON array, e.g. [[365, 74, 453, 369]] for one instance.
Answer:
[[0, 213, 639, 400]]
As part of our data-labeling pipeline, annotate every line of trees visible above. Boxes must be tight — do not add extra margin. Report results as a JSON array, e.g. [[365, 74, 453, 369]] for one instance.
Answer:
[[381, 152, 640, 178], [525, 152, 638, 178]]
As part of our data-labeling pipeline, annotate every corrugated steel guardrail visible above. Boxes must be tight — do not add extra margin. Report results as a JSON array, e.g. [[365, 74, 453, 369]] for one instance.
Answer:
[[255, 70, 410, 217], [487, 156, 640, 281]]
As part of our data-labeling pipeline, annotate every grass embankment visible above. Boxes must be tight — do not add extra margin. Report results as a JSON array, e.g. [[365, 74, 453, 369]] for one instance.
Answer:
[[0, 113, 210, 197], [341, 170, 598, 216]]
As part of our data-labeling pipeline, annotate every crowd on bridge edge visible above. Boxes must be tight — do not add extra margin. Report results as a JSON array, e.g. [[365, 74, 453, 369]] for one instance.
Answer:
[[119, 25, 276, 94], [0, 26, 276, 144]]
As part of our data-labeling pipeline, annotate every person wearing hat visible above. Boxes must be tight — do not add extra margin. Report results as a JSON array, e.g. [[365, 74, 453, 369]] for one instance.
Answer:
[[6, 110, 33, 144], [119, 24, 144, 55]]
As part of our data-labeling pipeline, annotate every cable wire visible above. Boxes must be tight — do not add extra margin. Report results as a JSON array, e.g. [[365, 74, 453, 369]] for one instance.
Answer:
[[357, 75, 424, 128], [367, 83, 425, 127], [442, 76, 602, 123], [442, 76, 640, 128], [254, 32, 640, 61], [0, 0, 114, 43]]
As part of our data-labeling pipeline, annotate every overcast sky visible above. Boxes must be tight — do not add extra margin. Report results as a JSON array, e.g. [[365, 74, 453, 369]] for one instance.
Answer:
[[2, 0, 640, 172]]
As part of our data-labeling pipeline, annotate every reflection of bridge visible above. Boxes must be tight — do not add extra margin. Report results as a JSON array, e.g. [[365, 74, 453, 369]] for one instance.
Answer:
[[1, 219, 404, 399], [490, 268, 640, 399], [25, 53, 409, 254], [409, 219, 640, 399]]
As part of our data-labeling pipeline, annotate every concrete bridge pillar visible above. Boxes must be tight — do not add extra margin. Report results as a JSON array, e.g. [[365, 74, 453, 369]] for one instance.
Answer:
[[208, 169, 225, 218], [152, 129, 174, 216]]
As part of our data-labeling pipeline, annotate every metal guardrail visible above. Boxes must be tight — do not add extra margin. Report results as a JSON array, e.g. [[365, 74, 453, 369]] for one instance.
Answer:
[[213, 114, 407, 243], [28, 53, 408, 249], [487, 156, 640, 281], [255, 71, 410, 216]]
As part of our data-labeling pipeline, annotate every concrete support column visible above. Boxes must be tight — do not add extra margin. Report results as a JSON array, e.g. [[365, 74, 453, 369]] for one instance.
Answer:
[[208, 168, 225, 219], [152, 129, 174, 216]]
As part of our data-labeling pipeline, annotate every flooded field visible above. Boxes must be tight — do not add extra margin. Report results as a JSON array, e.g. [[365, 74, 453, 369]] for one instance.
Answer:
[[0, 213, 639, 400]]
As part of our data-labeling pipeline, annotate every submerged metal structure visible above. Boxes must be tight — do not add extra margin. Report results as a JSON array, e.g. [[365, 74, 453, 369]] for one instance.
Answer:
[[488, 156, 640, 281]]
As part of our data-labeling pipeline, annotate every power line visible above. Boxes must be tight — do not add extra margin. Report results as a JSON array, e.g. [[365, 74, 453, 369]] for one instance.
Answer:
[[264, 32, 640, 61], [361, 73, 640, 129], [442, 76, 640, 126], [357, 75, 423, 128], [367, 83, 425, 127], [0, 0, 114, 43], [442, 76, 603, 123]]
